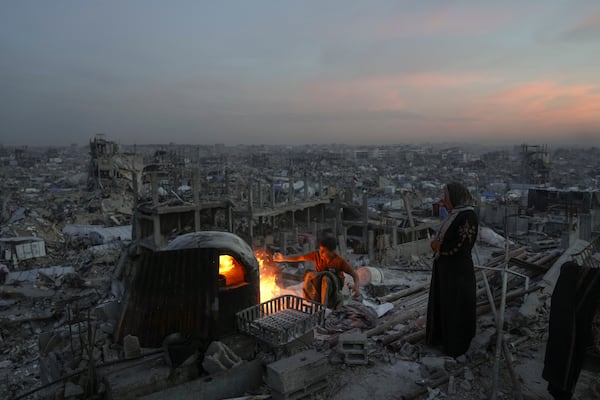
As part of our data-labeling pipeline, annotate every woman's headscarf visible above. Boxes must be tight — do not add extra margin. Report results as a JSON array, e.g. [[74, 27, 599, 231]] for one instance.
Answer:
[[434, 182, 475, 254], [445, 182, 473, 208]]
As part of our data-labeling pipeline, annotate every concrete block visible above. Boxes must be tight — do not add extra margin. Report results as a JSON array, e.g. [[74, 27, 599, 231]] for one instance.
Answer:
[[266, 349, 328, 394], [271, 377, 328, 400], [338, 332, 368, 365], [343, 352, 368, 366], [338, 332, 367, 347]]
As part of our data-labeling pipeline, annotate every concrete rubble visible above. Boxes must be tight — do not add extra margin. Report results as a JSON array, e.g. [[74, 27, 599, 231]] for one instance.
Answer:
[[0, 140, 599, 399]]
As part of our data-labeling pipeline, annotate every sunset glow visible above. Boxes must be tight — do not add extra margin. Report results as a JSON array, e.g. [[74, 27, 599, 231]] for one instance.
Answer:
[[2, 1, 599, 146]]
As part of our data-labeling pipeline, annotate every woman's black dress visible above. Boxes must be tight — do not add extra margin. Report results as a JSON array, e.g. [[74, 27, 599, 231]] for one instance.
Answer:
[[426, 208, 479, 357]]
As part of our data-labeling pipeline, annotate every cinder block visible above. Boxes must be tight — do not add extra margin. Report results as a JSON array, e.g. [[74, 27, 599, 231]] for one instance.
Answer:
[[338, 332, 367, 348], [271, 377, 328, 400], [343, 352, 368, 365], [266, 349, 328, 394], [338, 332, 368, 365]]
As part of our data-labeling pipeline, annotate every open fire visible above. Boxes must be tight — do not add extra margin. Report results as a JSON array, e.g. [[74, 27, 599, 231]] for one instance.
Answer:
[[218, 254, 245, 287], [217, 249, 283, 303], [253, 249, 282, 302]]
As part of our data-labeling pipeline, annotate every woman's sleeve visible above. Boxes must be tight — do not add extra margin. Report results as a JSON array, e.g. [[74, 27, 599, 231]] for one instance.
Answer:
[[439, 211, 478, 256]]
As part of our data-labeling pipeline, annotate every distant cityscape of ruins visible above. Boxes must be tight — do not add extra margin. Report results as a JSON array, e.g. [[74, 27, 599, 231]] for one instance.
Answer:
[[2, 137, 599, 255]]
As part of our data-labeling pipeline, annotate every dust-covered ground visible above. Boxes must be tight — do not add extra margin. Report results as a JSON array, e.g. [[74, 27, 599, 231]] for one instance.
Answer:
[[324, 338, 599, 400]]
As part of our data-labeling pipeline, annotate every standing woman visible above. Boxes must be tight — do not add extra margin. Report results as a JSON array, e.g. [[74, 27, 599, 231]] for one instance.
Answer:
[[426, 182, 479, 357]]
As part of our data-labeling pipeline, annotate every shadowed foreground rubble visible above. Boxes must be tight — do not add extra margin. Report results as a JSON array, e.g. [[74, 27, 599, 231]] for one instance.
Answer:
[[1, 239, 599, 400]]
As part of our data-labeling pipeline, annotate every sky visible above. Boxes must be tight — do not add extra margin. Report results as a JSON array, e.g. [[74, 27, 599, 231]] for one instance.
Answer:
[[1, 1, 600, 147]]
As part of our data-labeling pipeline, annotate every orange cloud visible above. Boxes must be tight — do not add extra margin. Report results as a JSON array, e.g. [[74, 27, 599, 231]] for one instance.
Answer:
[[399, 73, 490, 89], [304, 73, 488, 112], [470, 81, 600, 128], [299, 75, 600, 142]]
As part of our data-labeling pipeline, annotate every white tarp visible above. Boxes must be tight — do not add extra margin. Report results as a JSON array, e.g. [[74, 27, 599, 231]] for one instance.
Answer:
[[5, 265, 74, 285], [478, 226, 513, 248], [62, 224, 132, 245]]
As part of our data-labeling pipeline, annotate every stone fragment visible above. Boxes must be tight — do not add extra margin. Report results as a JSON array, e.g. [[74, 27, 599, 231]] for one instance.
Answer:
[[123, 335, 141, 359], [201, 341, 242, 374], [420, 356, 447, 373]]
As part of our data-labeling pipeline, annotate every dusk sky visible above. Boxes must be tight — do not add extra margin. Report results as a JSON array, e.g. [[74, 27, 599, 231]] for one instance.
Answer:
[[1, 1, 600, 146]]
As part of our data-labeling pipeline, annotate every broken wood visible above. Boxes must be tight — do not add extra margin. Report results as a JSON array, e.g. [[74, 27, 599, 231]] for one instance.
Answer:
[[376, 282, 429, 304], [365, 307, 426, 338]]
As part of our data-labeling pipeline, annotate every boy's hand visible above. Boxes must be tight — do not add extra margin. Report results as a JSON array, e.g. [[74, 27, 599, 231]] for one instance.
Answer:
[[272, 252, 284, 262]]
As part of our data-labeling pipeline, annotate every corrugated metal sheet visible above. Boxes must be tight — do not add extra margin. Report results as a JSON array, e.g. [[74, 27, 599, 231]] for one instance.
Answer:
[[117, 248, 219, 347]]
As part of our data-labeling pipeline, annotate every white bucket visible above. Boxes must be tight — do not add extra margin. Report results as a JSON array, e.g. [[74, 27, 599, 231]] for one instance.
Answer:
[[356, 267, 384, 286]]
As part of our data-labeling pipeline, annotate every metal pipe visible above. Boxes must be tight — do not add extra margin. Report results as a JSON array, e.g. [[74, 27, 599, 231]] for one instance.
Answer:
[[481, 270, 523, 400], [491, 208, 510, 400]]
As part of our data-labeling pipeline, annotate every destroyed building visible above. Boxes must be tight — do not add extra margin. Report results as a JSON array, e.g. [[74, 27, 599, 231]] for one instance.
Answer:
[[0, 142, 599, 400]]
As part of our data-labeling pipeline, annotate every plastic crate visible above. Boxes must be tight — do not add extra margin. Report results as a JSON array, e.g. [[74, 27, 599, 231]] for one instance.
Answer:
[[236, 295, 325, 347]]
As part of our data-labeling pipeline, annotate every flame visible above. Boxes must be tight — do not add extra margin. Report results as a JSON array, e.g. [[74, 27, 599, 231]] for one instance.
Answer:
[[218, 254, 244, 286], [254, 249, 282, 303], [219, 255, 235, 274]]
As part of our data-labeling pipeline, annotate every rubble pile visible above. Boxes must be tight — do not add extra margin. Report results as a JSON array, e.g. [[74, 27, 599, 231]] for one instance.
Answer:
[[0, 144, 134, 400], [0, 142, 599, 399]]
